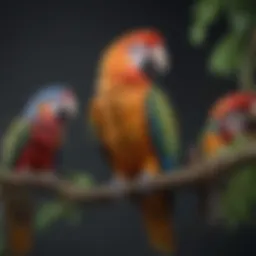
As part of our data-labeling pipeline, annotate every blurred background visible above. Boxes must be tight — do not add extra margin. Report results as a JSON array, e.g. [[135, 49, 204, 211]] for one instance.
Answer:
[[1, 0, 255, 255]]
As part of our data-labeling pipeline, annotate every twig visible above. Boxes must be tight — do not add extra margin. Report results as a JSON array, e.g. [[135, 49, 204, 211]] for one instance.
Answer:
[[0, 142, 256, 204]]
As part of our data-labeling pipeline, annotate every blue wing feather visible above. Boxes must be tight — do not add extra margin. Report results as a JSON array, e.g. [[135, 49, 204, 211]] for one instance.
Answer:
[[146, 86, 179, 172]]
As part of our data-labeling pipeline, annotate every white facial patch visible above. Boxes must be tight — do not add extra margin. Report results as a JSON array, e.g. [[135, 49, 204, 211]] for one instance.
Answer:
[[151, 46, 171, 73], [60, 94, 78, 118], [224, 113, 245, 133], [129, 43, 150, 67]]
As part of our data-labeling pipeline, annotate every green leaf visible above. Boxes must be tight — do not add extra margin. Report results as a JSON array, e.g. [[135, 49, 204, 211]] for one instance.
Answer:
[[68, 173, 95, 188], [63, 204, 83, 226], [222, 165, 256, 227], [35, 172, 96, 232], [36, 200, 84, 231], [189, 24, 208, 46], [63, 172, 95, 226], [228, 12, 252, 34], [208, 32, 246, 76], [223, 169, 251, 222], [189, 0, 222, 45], [220, 136, 256, 227], [35, 201, 64, 231], [226, 12, 254, 89]]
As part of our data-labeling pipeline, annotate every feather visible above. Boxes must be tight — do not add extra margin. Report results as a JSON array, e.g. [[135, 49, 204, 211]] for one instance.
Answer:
[[22, 84, 68, 119], [1, 117, 30, 169], [146, 86, 179, 171], [0, 117, 33, 256]]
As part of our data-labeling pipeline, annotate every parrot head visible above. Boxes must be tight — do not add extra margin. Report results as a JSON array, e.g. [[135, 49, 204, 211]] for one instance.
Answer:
[[98, 28, 170, 88], [22, 84, 78, 123], [202, 92, 256, 156], [211, 91, 256, 143]]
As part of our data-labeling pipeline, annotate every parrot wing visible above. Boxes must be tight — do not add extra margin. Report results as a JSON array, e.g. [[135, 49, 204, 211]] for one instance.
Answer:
[[0, 117, 33, 255], [1, 117, 31, 169], [140, 86, 179, 254], [145, 86, 179, 171]]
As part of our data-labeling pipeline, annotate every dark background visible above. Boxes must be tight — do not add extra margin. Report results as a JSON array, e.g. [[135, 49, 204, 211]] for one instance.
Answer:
[[1, 1, 255, 256]]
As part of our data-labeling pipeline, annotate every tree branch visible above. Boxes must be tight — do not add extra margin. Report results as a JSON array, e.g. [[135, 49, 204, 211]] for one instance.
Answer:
[[0, 142, 256, 205]]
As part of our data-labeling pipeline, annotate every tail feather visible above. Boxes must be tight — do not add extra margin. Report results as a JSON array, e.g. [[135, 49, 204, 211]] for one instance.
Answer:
[[4, 188, 33, 256], [139, 192, 175, 254]]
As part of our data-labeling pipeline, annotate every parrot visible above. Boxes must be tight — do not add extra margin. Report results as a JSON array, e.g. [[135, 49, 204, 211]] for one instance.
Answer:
[[88, 28, 180, 255], [189, 91, 256, 227], [0, 84, 78, 256]]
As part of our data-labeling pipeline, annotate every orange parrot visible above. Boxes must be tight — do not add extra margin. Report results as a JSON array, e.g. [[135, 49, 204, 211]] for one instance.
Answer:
[[88, 28, 180, 254]]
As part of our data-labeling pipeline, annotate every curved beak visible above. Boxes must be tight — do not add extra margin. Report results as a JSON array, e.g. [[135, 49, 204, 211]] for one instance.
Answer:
[[141, 45, 171, 80], [57, 98, 78, 121], [151, 45, 171, 74]]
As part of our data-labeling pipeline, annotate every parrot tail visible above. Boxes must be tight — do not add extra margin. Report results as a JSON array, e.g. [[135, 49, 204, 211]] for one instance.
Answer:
[[138, 192, 175, 255], [4, 188, 34, 256]]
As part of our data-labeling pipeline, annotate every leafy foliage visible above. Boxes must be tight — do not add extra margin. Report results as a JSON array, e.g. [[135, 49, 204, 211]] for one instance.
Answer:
[[35, 172, 95, 231], [189, 0, 223, 46], [219, 135, 256, 227], [0, 172, 95, 254], [189, 0, 256, 88]]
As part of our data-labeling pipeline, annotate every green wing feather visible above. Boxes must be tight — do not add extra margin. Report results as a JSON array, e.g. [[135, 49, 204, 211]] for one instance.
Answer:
[[146, 86, 180, 170], [1, 117, 30, 170]]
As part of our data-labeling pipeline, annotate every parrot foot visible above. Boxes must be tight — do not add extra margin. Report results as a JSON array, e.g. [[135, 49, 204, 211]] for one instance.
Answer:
[[135, 171, 157, 195], [108, 177, 129, 199]]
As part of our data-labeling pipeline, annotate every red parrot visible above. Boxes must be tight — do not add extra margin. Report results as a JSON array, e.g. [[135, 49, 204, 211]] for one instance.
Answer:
[[190, 91, 256, 225], [89, 28, 179, 254], [1, 84, 78, 256]]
